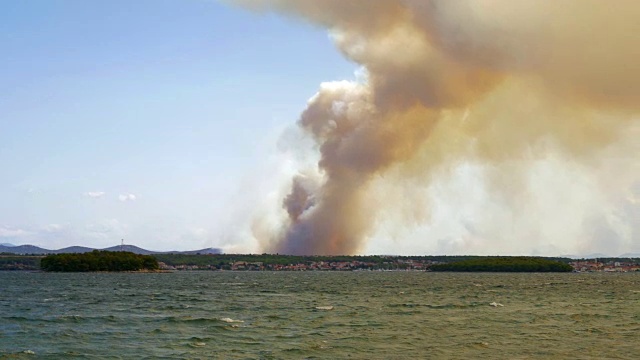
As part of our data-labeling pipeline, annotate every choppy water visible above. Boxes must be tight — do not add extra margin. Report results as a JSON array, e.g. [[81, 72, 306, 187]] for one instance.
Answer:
[[1, 271, 638, 359]]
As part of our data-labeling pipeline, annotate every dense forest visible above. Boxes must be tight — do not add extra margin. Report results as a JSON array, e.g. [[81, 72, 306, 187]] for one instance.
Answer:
[[40, 251, 159, 272], [0, 254, 41, 270], [429, 257, 573, 272]]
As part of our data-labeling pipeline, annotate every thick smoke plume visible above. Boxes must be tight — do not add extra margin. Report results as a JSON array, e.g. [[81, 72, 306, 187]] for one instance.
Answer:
[[237, 0, 640, 255]]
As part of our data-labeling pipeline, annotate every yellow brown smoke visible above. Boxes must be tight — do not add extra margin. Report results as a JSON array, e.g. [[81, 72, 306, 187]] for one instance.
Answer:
[[236, 0, 640, 255]]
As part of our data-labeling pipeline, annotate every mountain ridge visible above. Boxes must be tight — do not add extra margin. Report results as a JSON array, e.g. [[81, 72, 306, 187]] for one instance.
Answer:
[[0, 244, 222, 255]]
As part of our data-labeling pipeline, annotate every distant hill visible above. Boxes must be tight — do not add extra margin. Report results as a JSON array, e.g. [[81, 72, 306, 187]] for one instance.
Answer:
[[0, 243, 15, 247], [101, 245, 223, 255], [57, 246, 96, 254], [103, 245, 157, 255], [0, 245, 52, 255], [0, 244, 222, 255], [178, 248, 223, 255]]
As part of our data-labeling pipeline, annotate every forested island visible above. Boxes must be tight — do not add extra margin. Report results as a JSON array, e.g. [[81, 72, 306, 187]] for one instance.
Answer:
[[40, 251, 159, 272], [429, 257, 573, 272]]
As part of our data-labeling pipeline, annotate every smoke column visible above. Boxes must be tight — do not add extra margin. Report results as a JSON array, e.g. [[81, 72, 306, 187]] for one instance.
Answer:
[[236, 0, 640, 255]]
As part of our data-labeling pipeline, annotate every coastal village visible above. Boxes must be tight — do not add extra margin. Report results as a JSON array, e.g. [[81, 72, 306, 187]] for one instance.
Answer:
[[569, 260, 640, 273], [158, 258, 434, 271], [157, 258, 640, 272]]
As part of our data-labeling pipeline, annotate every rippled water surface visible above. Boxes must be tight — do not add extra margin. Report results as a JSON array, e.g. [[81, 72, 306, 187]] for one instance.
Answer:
[[1, 271, 638, 359]]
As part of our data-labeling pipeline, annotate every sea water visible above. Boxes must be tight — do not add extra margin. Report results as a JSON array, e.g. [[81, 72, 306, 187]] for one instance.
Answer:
[[1, 271, 638, 359]]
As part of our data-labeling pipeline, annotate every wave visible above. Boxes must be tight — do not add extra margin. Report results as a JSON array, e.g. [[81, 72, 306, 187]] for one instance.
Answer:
[[219, 317, 244, 323], [2, 316, 30, 321], [162, 317, 220, 324], [157, 316, 245, 325], [387, 303, 485, 309]]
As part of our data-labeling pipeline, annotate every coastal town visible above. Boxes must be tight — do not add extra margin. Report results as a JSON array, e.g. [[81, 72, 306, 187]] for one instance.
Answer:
[[157, 258, 640, 272], [158, 257, 435, 271], [569, 259, 640, 273]]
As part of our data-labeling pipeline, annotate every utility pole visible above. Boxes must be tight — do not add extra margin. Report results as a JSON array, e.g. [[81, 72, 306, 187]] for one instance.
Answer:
[[121, 239, 124, 252]]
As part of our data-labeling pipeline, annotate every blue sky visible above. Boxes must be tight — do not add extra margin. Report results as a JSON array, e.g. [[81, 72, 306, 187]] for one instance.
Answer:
[[1, 0, 357, 251]]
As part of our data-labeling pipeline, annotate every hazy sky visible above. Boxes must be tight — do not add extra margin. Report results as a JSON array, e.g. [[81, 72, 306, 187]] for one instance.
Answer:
[[2, 1, 639, 257], [1, 0, 355, 251]]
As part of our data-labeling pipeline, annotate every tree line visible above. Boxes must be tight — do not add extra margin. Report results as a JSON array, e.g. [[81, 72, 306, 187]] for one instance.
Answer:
[[40, 250, 159, 272], [0, 254, 41, 270], [429, 257, 573, 272]]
